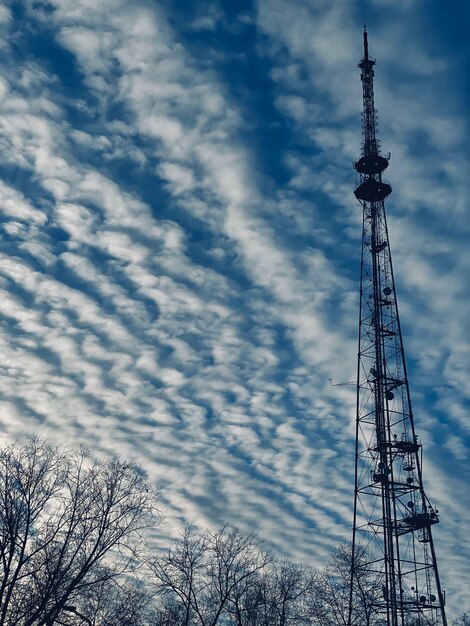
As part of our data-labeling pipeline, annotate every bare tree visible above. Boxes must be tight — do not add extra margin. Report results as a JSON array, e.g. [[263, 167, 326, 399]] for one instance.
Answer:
[[222, 562, 271, 626], [453, 614, 470, 626], [8, 437, 446, 626], [267, 561, 314, 626], [0, 437, 161, 626], [65, 574, 155, 626], [226, 560, 314, 626], [151, 600, 188, 626], [307, 544, 383, 626], [149, 526, 318, 626], [148, 525, 271, 626], [206, 526, 272, 625], [148, 524, 207, 625]]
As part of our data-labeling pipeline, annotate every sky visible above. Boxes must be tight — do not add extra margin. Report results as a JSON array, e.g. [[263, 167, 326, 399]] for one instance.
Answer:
[[0, 0, 468, 618]]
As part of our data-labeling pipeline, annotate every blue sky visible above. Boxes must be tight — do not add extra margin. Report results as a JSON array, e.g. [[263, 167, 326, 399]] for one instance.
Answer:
[[0, 0, 468, 618]]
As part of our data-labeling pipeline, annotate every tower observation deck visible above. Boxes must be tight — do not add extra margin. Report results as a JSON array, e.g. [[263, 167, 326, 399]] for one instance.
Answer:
[[347, 27, 448, 626]]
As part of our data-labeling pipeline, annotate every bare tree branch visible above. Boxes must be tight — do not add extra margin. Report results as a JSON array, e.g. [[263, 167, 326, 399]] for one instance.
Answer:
[[0, 437, 161, 626]]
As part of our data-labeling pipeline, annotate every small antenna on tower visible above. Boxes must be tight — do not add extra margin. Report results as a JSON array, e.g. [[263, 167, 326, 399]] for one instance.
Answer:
[[329, 378, 355, 388], [363, 23, 369, 60]]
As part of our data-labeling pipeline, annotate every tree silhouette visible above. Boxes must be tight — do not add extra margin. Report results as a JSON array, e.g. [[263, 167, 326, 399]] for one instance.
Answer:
[[1, 437, 462, 626], [453, 613, 470, 626], [0, 437, 160, 626], [148, 524, 271, 626]]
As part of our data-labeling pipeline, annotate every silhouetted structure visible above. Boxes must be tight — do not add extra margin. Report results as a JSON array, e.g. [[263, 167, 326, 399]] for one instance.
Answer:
[[348, 27, 448, 626]]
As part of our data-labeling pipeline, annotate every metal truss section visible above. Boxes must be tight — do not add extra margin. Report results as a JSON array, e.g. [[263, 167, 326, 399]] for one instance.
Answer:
[[347, 27, 448, 626]]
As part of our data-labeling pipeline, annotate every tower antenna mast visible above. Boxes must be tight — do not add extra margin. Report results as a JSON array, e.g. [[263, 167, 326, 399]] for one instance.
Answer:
[[347, 26, 448, 626]]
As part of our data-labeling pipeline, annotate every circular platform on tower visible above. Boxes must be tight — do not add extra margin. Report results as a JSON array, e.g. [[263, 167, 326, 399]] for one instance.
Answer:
[[355, 154, 389, 175], [354, 178, 392, 202]]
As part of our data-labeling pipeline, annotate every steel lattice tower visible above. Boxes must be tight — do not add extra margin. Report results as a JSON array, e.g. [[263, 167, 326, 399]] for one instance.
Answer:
[[348, 28, 448, 626]]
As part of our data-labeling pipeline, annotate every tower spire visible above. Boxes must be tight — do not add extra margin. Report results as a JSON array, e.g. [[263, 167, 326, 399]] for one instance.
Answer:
[[363, 23, 369, 60], [347, 29, 448, 626]]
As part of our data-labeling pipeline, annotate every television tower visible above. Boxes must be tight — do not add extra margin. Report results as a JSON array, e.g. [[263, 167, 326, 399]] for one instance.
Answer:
[[348, 27, 448, 626]]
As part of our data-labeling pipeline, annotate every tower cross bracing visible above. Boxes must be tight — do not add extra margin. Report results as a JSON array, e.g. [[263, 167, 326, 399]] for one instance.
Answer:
[[348, 27, 448, 626]]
